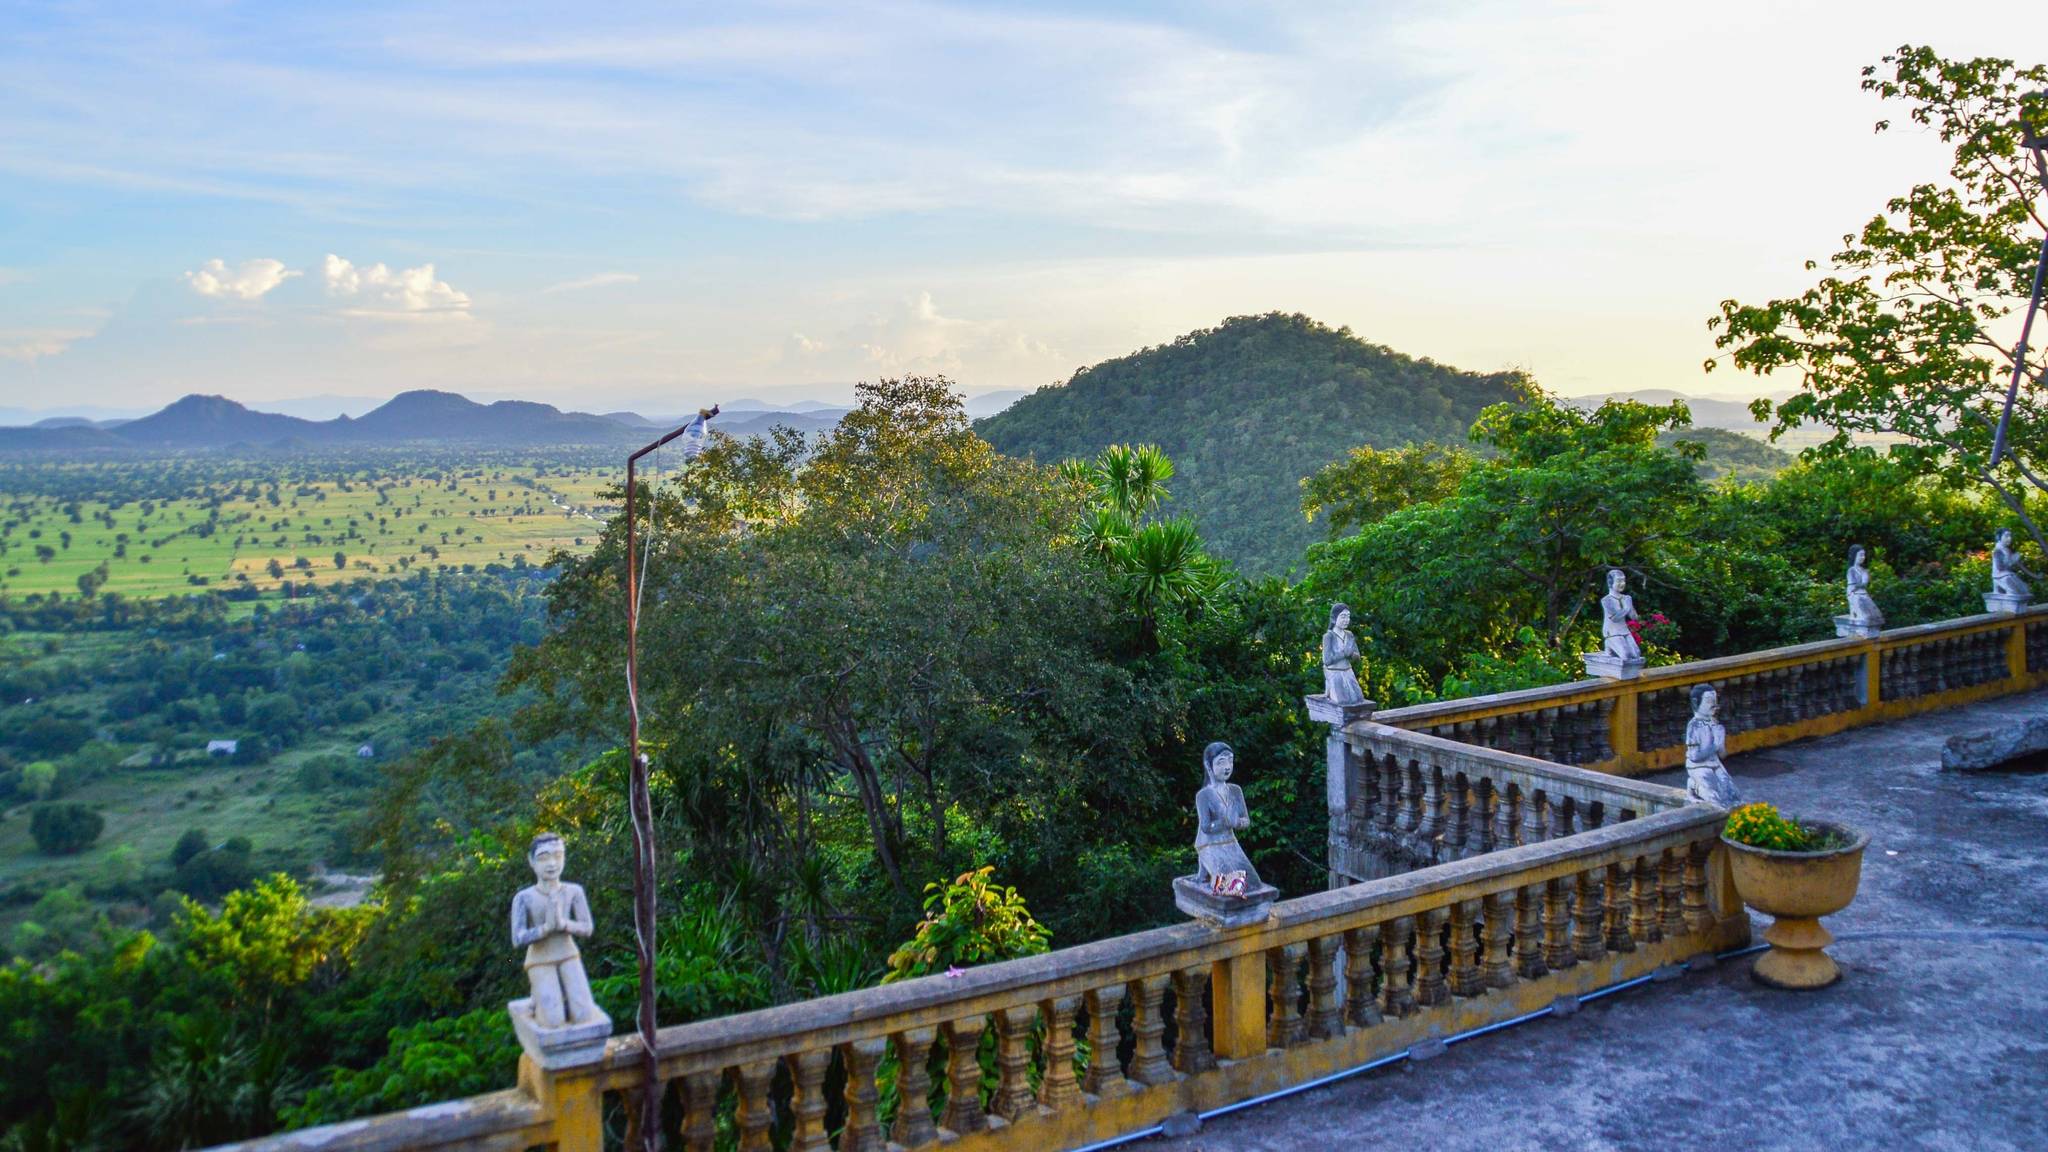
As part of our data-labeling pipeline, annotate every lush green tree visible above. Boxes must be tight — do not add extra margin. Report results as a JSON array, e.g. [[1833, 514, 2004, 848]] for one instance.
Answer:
[[1300, 442, 1471, 539], [1709, 46, 2048, 551], [1064, 444, 1227, 651], [29, 802, 104, 855]]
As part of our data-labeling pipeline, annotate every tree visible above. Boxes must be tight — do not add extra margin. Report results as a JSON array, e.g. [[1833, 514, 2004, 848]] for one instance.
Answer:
[[1304, 391, 1704, 688], [171, 827, 212, 869], [1300, 441, 1471, 539], [1710, 46, 2048, 552], [29, 803, 105, 855], [1063, 444, 1226, 652], [333, 551, 347, 570]]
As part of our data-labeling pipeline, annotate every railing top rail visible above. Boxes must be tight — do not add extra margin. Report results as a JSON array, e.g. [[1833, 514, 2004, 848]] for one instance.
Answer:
[[1343, 721, 1688, 811], [1375, 606, 2045, 728], [208, 1089, 544, 1152], [610, 804, 1723, 1076]]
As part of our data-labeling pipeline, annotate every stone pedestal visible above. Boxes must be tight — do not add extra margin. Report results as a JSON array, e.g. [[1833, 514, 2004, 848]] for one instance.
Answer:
[[509, 998, 613, 1070], [1983, 592, 2033, 615], [1581, 653, 1645, 680], [1833, 616, 1883, 639], [1304, 694, 1376, 727], [1173, 876, 1279, 929]]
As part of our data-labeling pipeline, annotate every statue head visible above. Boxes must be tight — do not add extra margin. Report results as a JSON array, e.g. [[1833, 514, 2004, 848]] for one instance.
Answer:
[[1849, 544, 1867, 567], [529, 832, 565, 883], [1329, 602, 1351, 631], [1689, 682, 1718, 720], [1203, 741, 1235, 784], [1998, 528, 2014, 548], [1606, 568, 1626, 594]]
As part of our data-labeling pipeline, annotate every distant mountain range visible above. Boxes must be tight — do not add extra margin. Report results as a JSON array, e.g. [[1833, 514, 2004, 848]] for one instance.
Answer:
[[0, 387, 1024, 454]]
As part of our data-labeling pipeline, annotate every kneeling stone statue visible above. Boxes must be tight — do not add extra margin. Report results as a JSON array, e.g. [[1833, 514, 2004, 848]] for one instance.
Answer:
[[1683, 684, 1741, 808], [508, 832, 612, 1067], [1174, 742, 1279, 928]]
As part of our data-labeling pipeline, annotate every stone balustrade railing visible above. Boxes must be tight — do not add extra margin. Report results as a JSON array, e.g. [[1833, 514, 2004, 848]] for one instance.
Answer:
[[213, 778, 1742, 1152], [206, 605, 2048, 1152], [1374, 606, 2048, 775]]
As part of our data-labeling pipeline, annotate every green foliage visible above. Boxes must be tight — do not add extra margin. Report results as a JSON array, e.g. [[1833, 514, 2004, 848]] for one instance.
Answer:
[[1300, 441, 1471, 538], [1723, 802, 1827, 852], [1064, 444, 1227, 651], [1709, 46, 2048, 552], [884, 867, 1051, 983], [978, 313, 1524, 574], [1659, 427, 1790, 483], [29, 802, 104, 855], [286, 1006, 517, 1129]]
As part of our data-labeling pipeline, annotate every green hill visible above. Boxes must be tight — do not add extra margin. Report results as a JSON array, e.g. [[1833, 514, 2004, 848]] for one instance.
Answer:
[[975, 313, 1524, 574], [1660, 426, 1792, 483]]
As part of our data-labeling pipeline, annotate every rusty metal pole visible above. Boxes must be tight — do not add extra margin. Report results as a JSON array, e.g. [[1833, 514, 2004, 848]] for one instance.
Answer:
[[621, 410, 714, 1151]]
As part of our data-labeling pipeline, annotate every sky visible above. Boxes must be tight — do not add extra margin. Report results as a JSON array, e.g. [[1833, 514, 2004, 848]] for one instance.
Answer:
[[2, 0, 2044, 417]]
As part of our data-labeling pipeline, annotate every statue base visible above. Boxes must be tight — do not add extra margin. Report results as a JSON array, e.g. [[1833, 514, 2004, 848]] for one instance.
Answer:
[[1833, 616, 1883, 639], [508, 998, 613, 1070], [1983, 593, 2033, 615], [1304, 694, 1376, 727], [1173, 876, 1279, 929], [1581, 653, 1645, 680]]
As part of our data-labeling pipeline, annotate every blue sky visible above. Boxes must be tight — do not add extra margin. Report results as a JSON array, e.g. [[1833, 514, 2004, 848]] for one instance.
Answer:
[[2, 0, 2042, 415]]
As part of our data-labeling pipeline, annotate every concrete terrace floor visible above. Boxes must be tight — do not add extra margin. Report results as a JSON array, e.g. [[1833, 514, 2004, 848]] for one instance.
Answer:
[[1142, 688, 2048, 1152]]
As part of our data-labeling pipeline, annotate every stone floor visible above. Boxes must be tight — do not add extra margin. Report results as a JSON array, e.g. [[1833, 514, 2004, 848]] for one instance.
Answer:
[[1140, 689, 2048, 1152]]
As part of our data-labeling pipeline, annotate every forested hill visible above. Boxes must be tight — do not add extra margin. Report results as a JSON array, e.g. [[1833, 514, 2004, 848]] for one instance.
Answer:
[[975, 313, 1524, 574]]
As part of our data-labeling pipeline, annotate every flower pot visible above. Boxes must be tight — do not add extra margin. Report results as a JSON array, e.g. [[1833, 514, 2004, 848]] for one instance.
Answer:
[[1722, 821, 1868, 989]]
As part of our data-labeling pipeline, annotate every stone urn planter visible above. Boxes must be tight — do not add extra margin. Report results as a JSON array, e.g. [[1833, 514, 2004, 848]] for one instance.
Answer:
[[1722, 819, 1868, 990]]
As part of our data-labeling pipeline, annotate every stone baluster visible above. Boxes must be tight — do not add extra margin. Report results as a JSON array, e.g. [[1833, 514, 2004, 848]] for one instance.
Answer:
[[1446, 773, 1470, 858], [1573, 868, 1606, 961], [1378, 754, 1401, 836], [1415, 763, 1442, 850], [1543, 877, 1576, 970], [1659, 847, 1686, 939], [1482, 890, 1515, 989], [1379, 916, 1417, 1017], [891, 1028, 940, 1148], [680, 1070, 721, 1152], [1171, 967, 1215, 1074], [1683, 842, 1712, 933], [1603, 862, 1633, 952], [1267, 943, 1308, 1048], [1533, 709, 1556, 761], [991, 1006, 1039, 1121], [839, 1038, 888, 1152], [1447, 899, 1483, 996], [1523, 788, 1547, 845], [789, 1048, 834, 1152], [941, 1016, 989, 1135], [1126, 976, 1175, 1087], [1629, 855, 1660, 945], [1081, 985, 1133, 1099], [1037, 996, 1082, 1113], [1343, 925, 1383, 1027], [1494, 781, 1517, 849], [1404, 759, 1426, 836], [1552, 796, 1576, 840], [1413, 906, 1449, 1006], [734, 1059, 777, 1152], [1515, 883, 1547, 979], [1306, 935, 1344, 1040]]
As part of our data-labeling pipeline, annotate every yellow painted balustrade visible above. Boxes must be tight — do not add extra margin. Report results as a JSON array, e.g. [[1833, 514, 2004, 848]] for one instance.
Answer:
[[1374, 607, 2048, 776], [211, 764, 1743, 1152]]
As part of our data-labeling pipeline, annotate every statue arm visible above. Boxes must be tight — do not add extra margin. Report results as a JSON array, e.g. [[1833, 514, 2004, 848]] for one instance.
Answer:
[[510, 894, 543, 949], [1231, 785, 1250, 830], [564, 886, 595, 938]]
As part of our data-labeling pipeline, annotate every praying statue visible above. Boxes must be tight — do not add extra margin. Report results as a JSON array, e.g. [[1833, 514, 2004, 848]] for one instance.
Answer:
[[1322, 603, 1366, 706], [1992, 529, 2033, 599], [1683, 683, 1741, 807], [510, 832, 602, 1030], [1845, 545, 1883, 627], [1194, 742, 1263, 896], [1601, 569, 1642, 662]]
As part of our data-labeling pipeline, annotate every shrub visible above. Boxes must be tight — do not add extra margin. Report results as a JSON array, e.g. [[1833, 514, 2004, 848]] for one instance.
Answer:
[[884, 867, 1051, 983], [1723, 802, 1839, 852], [29, 803, 105, 855]]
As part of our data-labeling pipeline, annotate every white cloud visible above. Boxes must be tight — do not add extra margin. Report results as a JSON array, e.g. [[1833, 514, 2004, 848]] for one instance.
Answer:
[[0, 329, 91, 363], [184, 257, 300, 301], [0, 268, 28, 286], [322, 254, 471, 315], [543, 272, 639, 294]]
